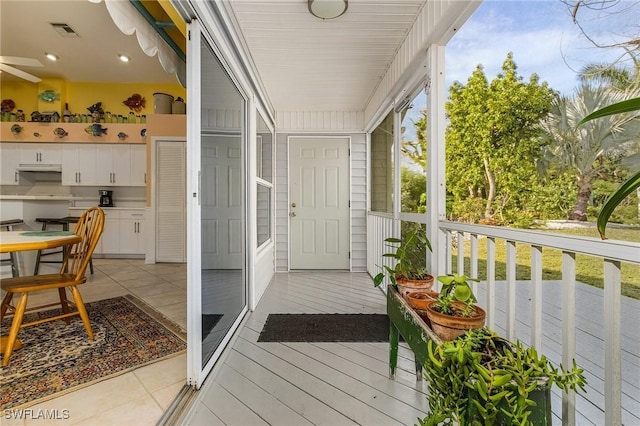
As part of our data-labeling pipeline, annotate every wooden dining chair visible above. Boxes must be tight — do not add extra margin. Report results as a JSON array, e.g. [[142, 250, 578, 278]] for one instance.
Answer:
[[0, 207, 104, 366]]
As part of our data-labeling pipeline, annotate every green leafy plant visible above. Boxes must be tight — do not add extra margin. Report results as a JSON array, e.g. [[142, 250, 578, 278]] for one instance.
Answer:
[[433, 274, 480, 317], [372, 228, 432, 287], [419, 328, 587, 426], [578, 97, 640, 238]]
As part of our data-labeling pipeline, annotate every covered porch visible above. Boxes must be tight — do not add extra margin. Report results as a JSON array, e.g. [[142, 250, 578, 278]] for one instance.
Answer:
[[176, 266, 639, 425]]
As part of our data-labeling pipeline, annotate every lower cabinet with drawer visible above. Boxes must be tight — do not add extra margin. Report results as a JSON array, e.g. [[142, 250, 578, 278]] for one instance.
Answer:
[[69, 207, 145, 256]]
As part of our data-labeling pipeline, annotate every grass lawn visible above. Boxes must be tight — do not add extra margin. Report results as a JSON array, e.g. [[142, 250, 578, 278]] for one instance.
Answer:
[[451, 226, 640, 300]]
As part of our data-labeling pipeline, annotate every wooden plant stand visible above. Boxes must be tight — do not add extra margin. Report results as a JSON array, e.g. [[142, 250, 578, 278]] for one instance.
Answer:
[[387, 287, 440, 380]]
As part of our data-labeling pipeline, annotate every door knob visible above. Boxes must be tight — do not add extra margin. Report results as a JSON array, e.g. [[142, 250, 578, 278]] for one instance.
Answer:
[[289, 212, 296, 217]]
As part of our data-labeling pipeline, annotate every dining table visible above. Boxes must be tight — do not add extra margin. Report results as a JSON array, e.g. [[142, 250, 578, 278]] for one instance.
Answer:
[[0, 230, 82, 352]]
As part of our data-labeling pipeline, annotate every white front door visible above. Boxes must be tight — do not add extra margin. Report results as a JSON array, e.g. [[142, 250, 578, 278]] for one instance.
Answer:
[[289, 137, 350, 269]]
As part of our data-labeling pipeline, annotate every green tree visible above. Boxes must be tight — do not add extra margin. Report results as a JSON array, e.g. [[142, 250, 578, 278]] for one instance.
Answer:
[[401, 111, 427, 172], [445, 53, 555, 222], [539, 83, 640, 220], [400, 167, 427, 213]]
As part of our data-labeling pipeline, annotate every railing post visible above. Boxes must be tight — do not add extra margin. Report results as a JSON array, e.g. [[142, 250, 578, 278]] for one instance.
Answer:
[[530, 245, 543, 350], [604, 259, 622, 426], [445, 230, 452, 275], [562, 251, 576, 426], [470, 233, 478, 296], [506, 240, 516, 341], [486, 237, 496, 329], [456, 231, 464, 275]]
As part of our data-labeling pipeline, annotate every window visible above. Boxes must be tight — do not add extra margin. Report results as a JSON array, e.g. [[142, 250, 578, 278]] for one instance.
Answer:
[[371, 110, 394, 213], [256, 111, 273, 248], [400, 90, 427, 213]]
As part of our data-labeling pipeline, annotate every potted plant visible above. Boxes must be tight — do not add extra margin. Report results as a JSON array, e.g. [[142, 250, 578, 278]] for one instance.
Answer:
[[419, 328, 586, 426], [372, 227, 434, 297], [425, 274, 486, 341]]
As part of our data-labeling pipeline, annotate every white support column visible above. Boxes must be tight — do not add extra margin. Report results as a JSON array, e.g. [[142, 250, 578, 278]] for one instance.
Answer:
[[530, 245, 543, 350], [426, 44, 446, 277], [562, 251, 576, 426], [393, 111, 401, 227], [604, 259, 622, 426]]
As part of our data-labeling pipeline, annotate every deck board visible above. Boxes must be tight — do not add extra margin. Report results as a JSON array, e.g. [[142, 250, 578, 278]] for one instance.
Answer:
[[184, 272, 639, 425]]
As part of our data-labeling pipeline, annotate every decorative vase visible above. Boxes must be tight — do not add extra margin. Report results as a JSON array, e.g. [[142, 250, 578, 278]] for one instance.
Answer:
[[153, 92, 174, 114], [425, 301, 486, 341]]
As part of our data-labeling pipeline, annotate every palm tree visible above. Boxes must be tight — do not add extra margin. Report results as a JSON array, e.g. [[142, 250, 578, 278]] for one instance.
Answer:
[[539, 83, 640, 220]]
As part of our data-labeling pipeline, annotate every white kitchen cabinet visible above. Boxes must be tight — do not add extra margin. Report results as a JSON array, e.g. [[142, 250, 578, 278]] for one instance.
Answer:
[[130, 145, 147, 186], [70, 207, 145, 255], [96, 145, 133, 186], [99, 211, 121, 254], [0, 143, 23, 185], [119, 210, 145, 254], [62, 144, 97, 186], [20, 143, 61, 164]]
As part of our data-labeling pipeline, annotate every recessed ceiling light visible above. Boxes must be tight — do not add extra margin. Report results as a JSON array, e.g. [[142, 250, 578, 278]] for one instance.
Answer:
[[118, 54, 130, 63], [45, 53, 59, 61]]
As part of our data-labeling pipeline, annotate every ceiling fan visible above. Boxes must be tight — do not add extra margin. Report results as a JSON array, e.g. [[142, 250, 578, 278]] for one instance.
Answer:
[[0, 56, 43, 83]]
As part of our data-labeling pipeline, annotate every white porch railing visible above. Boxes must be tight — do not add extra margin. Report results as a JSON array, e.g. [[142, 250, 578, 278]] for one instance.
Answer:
[[367, 212, 640, 426]]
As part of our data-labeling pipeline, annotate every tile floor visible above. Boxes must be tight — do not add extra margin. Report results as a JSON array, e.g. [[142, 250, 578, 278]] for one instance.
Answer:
[[2, 258, 187, 426]]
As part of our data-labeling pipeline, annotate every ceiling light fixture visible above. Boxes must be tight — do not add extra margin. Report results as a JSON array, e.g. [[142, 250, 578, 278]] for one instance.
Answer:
[[118, 54, 130, 63], [45, 53, 59, 61], [308, 0, 348, 20]]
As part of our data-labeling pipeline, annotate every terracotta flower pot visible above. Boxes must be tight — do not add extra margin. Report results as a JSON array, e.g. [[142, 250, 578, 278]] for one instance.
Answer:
[[396, 274, 434, 300], [406, 290, 439, 311], [425, 301, 486, 341]]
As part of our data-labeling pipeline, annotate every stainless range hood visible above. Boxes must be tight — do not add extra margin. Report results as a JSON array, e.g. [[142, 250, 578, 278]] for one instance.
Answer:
[[16, 163, 62, 173]]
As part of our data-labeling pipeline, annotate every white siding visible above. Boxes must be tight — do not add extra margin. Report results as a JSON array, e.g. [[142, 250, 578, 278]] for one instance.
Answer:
[[252, 243, 274, 310], [276, 111, 365, 132]]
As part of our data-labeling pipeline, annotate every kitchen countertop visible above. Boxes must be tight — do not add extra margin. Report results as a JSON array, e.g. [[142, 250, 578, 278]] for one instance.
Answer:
[[0, 195, 94, 201], [0, 195, 145, 202]]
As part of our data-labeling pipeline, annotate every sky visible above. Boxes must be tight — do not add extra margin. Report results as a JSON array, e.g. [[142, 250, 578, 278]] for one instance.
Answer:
[[445, 0, 640, 96]]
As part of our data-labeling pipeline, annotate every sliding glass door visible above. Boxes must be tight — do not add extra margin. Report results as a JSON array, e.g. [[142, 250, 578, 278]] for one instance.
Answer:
[[186, 20, 247, 388]]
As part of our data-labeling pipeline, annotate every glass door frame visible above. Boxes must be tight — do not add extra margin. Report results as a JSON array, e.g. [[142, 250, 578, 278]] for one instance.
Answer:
[[186, 18, 250, 388]]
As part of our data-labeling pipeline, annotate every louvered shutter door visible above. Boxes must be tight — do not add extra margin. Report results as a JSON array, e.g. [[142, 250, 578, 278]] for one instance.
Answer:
[[156, 141, 186, 262]]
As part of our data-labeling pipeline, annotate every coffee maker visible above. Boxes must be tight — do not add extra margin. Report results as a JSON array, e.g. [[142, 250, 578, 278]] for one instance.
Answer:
[[99, 190, 114, 207]]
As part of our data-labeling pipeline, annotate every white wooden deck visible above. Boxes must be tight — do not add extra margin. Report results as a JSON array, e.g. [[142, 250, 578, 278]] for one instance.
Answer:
[[183, 272, 639, 426]]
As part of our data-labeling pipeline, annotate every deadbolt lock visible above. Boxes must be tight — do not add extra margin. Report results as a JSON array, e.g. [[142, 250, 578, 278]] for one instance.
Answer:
[[291, 202, 296, 208]]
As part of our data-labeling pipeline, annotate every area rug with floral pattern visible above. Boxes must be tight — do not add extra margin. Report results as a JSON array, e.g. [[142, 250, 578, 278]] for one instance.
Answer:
[[0, 295, 186, 410]]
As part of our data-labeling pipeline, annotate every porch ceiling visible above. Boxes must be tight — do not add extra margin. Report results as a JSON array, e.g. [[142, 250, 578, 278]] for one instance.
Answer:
[[227, 0, 425, 112]]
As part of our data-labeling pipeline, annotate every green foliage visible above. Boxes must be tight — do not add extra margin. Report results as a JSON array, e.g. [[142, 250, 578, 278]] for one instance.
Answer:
[[401, 167, 427, 213], [540, 85, 640, 221], [372, 227, 432, 287], [446, 53, 555, 223], [451, 198, 486, 223], [418, 328, 587, 426], [401, 111, 427, 172], [526, 172, 578, 219], [434, 274, 480, 316]]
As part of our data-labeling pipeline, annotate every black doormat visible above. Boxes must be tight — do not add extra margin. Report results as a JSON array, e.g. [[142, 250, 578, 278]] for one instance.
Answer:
[[257, 313, 390, 342], [202, 314, 222, 339]]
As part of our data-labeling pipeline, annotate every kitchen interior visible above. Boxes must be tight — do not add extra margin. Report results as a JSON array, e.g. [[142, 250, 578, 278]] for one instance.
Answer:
[[0, 0, 187, 276], [1, 1, 192, 420]]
